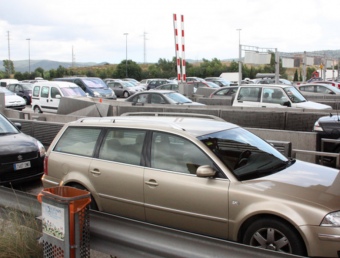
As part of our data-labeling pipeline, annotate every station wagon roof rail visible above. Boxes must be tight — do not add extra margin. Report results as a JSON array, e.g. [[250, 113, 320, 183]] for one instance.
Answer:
[[120, 112, 225, 121]]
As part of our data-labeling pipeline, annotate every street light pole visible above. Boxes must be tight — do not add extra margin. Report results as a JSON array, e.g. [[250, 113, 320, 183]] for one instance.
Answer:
[[26, 38, 31, 74], [123, 33, 128, 77], [236, 29, 242, 86]]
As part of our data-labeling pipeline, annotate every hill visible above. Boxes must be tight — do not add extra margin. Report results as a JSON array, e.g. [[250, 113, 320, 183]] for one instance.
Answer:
[[0, 59, 100, 73]]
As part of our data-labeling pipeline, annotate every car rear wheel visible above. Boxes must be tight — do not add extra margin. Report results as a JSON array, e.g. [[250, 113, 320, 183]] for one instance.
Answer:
[[123, 91, 130, 98], [68, 183, 98, 210], [242, 218, 306, 256], [34, 106, 42, 113]]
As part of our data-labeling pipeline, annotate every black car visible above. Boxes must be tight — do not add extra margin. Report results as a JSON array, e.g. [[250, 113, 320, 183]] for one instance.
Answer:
[[7, 82, 33, 105], [313, 114, 340, 165], [0, 113, 45, 185]]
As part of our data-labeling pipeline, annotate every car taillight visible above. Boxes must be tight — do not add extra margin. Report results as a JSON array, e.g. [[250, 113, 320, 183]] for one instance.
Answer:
[[44, 156, 48, 175]]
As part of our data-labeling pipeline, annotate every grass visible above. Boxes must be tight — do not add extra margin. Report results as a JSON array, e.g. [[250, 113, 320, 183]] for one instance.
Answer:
[[0, 208, 43, 258]]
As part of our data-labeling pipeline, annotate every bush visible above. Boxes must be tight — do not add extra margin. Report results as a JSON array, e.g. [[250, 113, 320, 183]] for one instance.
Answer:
[[0, 209, 43, 258]]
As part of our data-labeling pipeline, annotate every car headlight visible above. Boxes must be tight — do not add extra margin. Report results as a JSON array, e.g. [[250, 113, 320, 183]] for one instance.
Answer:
[[93, 91, 101, 97], [313, 121, 323, 132], [36, 140, 46, 157], [320, 211, 340, 226]]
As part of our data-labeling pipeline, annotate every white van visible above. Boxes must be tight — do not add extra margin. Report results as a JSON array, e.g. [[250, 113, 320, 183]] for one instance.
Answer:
[[31, 81, 87, 113], [232, 84, 332, 110], [0, 79, 19, 87]]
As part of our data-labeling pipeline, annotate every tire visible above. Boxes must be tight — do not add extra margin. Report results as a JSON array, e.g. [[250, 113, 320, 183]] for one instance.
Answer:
[[123, 91, 130, 98], [23, 97, 29, 105], [242, 218, 307, 256], [34, 106, 42, 113], [68, 183, 98, 210]]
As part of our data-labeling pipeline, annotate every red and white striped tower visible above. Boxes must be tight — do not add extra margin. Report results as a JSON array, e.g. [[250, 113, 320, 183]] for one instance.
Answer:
[[180, 15, 186, 82], [173, 14, 181, 81]]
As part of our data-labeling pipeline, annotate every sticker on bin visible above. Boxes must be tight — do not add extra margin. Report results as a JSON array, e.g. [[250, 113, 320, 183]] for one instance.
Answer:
[[14, 161, 31, 170], [42, 202, 65, 241]]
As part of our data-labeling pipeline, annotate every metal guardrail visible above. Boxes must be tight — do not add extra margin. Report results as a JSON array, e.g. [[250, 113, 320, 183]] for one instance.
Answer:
[[292, 149, 340, 168], [0, 186, 302, 258]]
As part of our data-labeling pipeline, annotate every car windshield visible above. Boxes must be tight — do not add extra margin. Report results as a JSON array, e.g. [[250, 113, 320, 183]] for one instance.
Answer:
[[0, 115, 19, 135], [60, 87, 87, 97], [164, 92, 192, 103], [283, 87, 306, 103], [198, 127, 293, 181], [206, 82, 220, 88], [82, 78, 108, 89], [22, 84, 33, 90], [122, 81, 134, 87], [0, 87, 15, 95]]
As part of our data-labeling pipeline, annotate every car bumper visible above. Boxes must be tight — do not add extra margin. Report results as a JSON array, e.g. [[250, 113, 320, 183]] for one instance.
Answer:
[[300, 225, 340, 257]]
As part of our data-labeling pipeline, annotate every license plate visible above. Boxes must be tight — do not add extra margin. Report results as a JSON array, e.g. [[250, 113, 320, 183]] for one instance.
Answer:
[[14, 161, 31, 170]]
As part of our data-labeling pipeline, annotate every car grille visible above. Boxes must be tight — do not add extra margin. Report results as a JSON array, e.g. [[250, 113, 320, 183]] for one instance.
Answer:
[[1, 151, 38, 163], [0, 151, 44, 184]]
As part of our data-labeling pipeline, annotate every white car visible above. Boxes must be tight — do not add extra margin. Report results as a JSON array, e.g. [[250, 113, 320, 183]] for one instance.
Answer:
[[232, 84, 332, 110], [31, 81, 87, 113], [0, 87, 26, 111]]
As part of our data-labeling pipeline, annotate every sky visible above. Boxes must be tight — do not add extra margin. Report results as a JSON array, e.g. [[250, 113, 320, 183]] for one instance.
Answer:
[[1, 0, 340, 64]]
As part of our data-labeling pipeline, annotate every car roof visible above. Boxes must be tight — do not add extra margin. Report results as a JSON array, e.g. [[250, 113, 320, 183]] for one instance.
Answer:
[[33, 81, 81, 88], [240, 83, 292, 89], [71, 115, 237, 137], [144, 90, 176, 93]]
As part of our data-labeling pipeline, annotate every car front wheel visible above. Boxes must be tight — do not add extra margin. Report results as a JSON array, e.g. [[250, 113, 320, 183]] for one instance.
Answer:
[[242, 218, 306, 256], [34, 106, 42, 113], [123, 91, 130, 98]]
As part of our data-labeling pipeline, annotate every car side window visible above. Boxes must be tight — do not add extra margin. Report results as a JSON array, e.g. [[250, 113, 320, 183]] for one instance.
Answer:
[[33, 86, 40, 97], [150, 132, 214, 174], [98, 129, 146, 165], [134, 93, 148, 103], [41, 86, 49, 98], [150, 94, 165, 104], [53, 127, 101, 157], [51, 87, 61, 98], [238, 87, 261, 102]]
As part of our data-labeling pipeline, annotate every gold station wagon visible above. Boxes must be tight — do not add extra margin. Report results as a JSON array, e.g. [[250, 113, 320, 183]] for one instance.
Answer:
[[42, 115, 340, 257]]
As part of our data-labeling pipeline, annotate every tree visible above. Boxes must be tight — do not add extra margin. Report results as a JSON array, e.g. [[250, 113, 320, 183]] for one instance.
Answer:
[[35, 67, 45, 78], [115, 60, 142, 80], [3, 60, 15, 76], [293, 70, 298, 81]]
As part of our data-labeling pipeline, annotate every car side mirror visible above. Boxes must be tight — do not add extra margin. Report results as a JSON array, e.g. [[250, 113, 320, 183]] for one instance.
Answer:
[[283, 101, 291, 107], [14, 122, 22, 130], [196, 165, 216, 177]]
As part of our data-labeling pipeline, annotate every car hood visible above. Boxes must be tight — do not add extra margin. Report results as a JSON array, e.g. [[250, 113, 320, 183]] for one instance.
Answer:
[[295, 101, 332, 110], [0, 133, 38, 155], [5, 94, 26, 105], [247, 160, 340, 211]]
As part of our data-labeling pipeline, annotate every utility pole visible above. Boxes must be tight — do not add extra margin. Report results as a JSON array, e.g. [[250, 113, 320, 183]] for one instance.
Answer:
[[7, 31, 12, 75], [123, 33, 128, 77], [143, 31, 148, 64], [26, 38, 31, 74]]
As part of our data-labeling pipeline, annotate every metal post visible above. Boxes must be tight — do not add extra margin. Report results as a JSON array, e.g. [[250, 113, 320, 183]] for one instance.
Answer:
[[123, 33, 128, 77], [237, 29, 242, 86], [275, 48, 279, 84], [26, 38, 31, 74], [302, 51, 307, 83]]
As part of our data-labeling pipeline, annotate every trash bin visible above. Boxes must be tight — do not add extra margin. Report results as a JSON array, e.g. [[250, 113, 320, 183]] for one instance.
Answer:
[[37, 186, 91, 258]]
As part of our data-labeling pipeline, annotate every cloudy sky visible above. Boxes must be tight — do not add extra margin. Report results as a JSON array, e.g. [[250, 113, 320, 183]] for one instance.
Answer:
[[1, 0, 339, 64]]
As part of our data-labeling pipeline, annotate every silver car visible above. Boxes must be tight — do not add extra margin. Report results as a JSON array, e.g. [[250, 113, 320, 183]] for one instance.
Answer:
[[107, 81, 141, 98], [42, 115, 340, 258]]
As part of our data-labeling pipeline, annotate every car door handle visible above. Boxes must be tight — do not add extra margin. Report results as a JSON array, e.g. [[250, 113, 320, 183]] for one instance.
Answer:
[[90, 169, 101, 176], [145, 180, 158, 187]]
